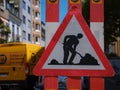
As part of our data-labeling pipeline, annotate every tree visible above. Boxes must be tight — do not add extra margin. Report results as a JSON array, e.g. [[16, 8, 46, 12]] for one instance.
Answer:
[[104, 0, 120, 52], [82, 0, 90, 25], [0, 19, 11, 43]]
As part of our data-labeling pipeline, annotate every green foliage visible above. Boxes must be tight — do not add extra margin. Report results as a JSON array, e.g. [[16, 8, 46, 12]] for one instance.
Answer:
[[104, 0, 120, 51], [82, 0, 90, 25], [82, 0, 120, 53], [0, 23, 5, 28], [5, 26, 11, 33], [0, 22, 11, 43], [0, 23, 11, 33]]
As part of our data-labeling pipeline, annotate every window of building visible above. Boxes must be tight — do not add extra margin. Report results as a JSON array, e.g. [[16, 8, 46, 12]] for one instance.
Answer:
[[9, 4, 14, 13], [16, 26, 19, 41], [35, 12, 39, 18], [22, 30, 26, 40], [22, 0, 26, 10], [6, 1, 9, 9], [14, 7, 19, 16], [28, 19, 31, 28], [28, 33, 31, 41], [41, 28, 45, 41], [36, 24, 40, 30], [28, 6, 31, 14], [17, 26, 19, 35], [36, 36, 40, 42], [16, 26, 20, 41], [23, 15, 26, 24], [12, 24, 14, 33], [12, 24, 15, 41]]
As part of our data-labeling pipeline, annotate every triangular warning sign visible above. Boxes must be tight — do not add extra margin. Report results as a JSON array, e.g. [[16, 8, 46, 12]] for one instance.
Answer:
[[33, 9, 114, 77]]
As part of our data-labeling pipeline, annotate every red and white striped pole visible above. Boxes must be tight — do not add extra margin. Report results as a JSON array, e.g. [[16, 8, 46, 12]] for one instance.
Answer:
[[90, 0, 104, 51], [68, 1, 82, 90], [45, 0, 60, 47], [90, 0, 104, 90], [45, 0, 59, 90]]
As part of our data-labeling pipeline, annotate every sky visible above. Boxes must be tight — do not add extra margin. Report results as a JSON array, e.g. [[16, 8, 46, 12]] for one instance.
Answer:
[[41, 0, 68, 23]]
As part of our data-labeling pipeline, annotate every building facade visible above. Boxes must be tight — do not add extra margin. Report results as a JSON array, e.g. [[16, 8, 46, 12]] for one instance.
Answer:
[[109, 38, 120, 57], [32, 0, 41, 45], [6, 0, 22, 42], [41, 21, 45, 46], [20, 0, 32, 43], [0, 0, 44, 46]]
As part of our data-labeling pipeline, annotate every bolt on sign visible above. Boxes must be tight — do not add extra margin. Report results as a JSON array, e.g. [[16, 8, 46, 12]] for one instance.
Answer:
[[48, 0, 58, 4], [92, 0, 102, 4], [70, 0, 80, 4]]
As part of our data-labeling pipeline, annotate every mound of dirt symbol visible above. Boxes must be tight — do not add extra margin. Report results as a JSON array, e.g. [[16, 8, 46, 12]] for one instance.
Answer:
[[79, 53, 99, 65]]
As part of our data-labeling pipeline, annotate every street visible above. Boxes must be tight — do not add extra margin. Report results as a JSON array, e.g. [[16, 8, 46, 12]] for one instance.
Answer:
[[105, 76, 120, 90], [105, 57, 120, 90], [0, 58, 120, 90]]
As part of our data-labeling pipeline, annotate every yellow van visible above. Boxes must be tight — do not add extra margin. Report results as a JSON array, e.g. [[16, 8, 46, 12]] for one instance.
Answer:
[[0, 43, 44, 89]]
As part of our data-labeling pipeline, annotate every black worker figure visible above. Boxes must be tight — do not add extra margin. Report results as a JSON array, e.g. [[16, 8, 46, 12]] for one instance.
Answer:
[[63, 33, 83, 64], [48, 33, 99, 65]]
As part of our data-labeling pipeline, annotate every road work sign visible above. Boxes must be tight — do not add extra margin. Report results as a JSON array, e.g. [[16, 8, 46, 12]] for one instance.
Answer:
[[33, 8, 114, 77]]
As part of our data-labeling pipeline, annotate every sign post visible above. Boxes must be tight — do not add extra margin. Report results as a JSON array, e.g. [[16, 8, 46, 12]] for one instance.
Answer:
[[90, 77, 104, 90], [90, 1, 105, 89], [44, 76, 58, 90], [46, 0, 60, 47], [67, 77, 82, 90], [90, 0, 104, 50], [68, 0, 82, 90], [45, 0, 59, 90]]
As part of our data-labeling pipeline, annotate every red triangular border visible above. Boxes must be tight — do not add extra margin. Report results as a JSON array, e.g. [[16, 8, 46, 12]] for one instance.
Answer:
[[33, 9, 114, 77]]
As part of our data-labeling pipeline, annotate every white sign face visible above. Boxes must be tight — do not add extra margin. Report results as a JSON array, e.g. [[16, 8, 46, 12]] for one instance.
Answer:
[[42, 16, 105, 70]]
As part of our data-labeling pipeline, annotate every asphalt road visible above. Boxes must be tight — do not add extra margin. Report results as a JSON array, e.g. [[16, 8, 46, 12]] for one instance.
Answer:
[[105, 75, 120, 90], [105, 57, 120, 90]]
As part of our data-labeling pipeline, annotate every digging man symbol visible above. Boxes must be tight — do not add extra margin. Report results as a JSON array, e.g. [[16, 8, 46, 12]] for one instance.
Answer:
[[63, 33, 83, 64], [48, 33, 99, 65]]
